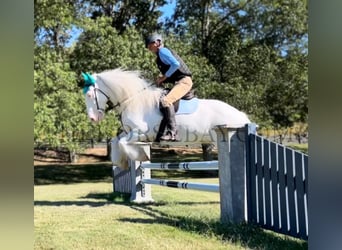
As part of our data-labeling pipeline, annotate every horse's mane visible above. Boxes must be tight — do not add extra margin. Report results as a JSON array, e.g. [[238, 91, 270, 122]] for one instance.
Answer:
[[96, 68, 162, 113]]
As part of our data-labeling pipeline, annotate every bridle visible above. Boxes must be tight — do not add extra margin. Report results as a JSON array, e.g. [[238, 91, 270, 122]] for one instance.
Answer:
[[91, 80, 154, 114], [87, 77, 154, 131], [92, 87, 117, 113], [83, 73, 121, 114]]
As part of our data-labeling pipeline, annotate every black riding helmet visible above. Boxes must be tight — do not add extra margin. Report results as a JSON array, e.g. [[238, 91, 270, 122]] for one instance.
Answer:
[[145, 33, 162, 48]]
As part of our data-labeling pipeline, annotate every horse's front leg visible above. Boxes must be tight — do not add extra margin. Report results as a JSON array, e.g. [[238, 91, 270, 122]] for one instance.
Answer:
[[117, 129, 150, 162], [111, 135, 129, 169]]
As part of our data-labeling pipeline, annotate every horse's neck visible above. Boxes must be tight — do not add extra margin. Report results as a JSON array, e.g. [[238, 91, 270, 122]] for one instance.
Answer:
[[97, 76, 128, 113], [97, 76, 119, 101], [97, 71, 162, 114], [122, 88, 162, 114], [120, 89, 162, 133]]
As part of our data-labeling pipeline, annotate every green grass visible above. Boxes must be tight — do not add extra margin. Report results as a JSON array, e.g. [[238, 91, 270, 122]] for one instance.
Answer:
[[285, 143, 308, 154], [35, 163, 307, 250]]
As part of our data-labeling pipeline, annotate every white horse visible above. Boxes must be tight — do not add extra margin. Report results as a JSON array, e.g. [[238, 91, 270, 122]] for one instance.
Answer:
[[82, 68, 250, 169]]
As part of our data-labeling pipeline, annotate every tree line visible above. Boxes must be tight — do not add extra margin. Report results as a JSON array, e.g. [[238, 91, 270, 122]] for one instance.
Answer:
[[34, 0, 308, 161]]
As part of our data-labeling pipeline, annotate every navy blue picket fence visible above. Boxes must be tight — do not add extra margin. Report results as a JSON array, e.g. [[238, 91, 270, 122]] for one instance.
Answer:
[[245, 124, 308, 240]]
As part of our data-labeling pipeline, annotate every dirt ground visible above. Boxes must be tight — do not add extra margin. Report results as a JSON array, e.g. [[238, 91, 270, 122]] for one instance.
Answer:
[[34, 148, 109, 165]]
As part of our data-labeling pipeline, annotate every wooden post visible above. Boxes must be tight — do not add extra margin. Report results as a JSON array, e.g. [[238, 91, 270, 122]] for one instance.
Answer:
[[214, 125, 247, 224]]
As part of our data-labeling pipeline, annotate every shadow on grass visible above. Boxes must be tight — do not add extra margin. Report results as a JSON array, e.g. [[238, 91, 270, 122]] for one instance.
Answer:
[[34, 163, 113, 185], [35, 192, 218, 207], [34, 192, 118, 207], [34, 187, 306, 249], [123, 204, 307, 250], [91, 191, 307, 249], [85, 192, 220, 206], [34, 200, 111, 207], [34, 192, 130, 207], [77, 191, 307, 250]]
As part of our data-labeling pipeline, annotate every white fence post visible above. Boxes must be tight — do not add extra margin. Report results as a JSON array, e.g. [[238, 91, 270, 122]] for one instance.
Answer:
[[129, 158, 154, 203], [112, 142, 153, 203], [214, 125, 247, 224], [112, 166, 131, 193], [129, 143, 153, 203]]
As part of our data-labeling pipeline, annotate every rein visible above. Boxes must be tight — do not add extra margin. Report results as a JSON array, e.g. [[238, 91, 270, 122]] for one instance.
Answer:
[[117, 84, 153, 110], [96, 75, 154, 114]]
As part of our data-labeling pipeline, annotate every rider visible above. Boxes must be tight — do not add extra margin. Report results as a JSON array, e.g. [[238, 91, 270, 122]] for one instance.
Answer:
[[145, 33, 193, 141]]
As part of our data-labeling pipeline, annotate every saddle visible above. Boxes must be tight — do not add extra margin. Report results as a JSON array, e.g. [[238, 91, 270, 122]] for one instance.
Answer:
[[159, 88, 197, 113]]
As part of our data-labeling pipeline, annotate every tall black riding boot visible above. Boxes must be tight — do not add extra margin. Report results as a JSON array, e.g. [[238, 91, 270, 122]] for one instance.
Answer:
[[155, 117, 167, 142], [159, 104, 178, 141]]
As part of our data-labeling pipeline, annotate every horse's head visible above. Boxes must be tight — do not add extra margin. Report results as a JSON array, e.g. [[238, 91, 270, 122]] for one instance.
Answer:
[[82, 72, 108, 122]]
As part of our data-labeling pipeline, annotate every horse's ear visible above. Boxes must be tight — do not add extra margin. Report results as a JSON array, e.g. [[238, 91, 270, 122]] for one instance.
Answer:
[[81, 72, 96, 94], [81, 72, 87, 81], [81, 72, 96, 85]]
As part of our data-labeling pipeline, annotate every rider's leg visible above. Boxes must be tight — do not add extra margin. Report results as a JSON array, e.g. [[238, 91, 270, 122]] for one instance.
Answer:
[[161, 76, 193, 107], [159, 104, 178, 141], [155, 115, 167, 142], [158, 77, 193, 141]]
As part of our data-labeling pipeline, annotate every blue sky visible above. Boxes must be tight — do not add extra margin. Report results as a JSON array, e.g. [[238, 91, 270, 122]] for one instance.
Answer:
[[67, 1, 176, 47], [158, 1, 176, 22]]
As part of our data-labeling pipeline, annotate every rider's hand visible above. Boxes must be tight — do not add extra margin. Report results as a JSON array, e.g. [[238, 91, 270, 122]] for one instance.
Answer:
[[156, 75, 166, 86]]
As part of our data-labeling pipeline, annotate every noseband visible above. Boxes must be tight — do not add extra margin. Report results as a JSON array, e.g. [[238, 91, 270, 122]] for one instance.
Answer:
[[93, 87, 117, 113]]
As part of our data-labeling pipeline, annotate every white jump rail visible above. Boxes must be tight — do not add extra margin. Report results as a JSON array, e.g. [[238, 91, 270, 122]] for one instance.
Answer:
[[141, 178, 220, 192], [140, 161, 218, 170]]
